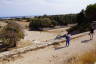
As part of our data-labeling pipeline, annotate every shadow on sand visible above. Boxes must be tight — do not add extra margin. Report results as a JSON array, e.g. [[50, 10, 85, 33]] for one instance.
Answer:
[[55, 46, 68, 50], [81, 39, 91, 43]]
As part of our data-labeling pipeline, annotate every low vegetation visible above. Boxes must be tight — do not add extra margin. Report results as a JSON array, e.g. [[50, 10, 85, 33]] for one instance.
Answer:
[[0, 21, 24, 51], [29, 14, 77, 30], [29, 18, 56, 30], [66, 42, 96, 64], [79, 51, 96, 64], [65, 50, 96, 64]]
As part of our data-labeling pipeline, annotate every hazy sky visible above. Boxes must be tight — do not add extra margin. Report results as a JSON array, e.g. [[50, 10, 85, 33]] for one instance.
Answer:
[[0, 0, 96, 17]]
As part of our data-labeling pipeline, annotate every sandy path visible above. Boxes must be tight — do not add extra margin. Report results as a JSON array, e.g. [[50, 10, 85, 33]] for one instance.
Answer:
[[4, 31, 96, 64], [18, 27, 68, 48], [24, 28, 68, 42]]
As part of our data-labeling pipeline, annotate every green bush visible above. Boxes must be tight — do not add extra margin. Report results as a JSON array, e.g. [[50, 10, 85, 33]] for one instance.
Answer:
[[29, 18, 55, 30], [0, 21, 24, 48]]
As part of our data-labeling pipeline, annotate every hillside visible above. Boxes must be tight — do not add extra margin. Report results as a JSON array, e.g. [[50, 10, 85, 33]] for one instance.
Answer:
[[0, 30, 96, 64]]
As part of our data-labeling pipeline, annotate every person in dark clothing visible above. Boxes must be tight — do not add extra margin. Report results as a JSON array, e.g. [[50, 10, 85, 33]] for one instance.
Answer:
[[64, 33, 71, 47], [89, 26, 95, 40]]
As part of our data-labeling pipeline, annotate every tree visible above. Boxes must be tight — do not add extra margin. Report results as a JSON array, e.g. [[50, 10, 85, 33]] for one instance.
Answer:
[[77, 10, 86, 24], [67, 10, 90, 34], [85, 3, 96, 21], [0, 21, 24, 48]]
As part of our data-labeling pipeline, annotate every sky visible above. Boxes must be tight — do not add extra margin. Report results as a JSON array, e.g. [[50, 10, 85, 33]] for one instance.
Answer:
[[0, 0, 96, 17]]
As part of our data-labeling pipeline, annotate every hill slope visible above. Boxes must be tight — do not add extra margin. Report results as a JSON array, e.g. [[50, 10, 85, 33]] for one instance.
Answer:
[[1, 31, 96, 64]]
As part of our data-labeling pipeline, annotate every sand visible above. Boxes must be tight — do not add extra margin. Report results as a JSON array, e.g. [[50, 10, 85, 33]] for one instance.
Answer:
[[2, 31, 96, 64], [17, 27, 68, 51], [23, 28, 68, 42]]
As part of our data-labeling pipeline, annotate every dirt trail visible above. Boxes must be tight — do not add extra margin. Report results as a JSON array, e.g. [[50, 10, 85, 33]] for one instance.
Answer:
[[24, 28, 68, 42], [3, 31, 96, 64], [18, 28, 68, 48]]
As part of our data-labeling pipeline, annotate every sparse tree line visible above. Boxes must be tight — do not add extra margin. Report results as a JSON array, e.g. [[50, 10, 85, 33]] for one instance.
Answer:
[[68, 3, 96, 34], [29, 14, 77, 30], [28, 3, 96, 33]]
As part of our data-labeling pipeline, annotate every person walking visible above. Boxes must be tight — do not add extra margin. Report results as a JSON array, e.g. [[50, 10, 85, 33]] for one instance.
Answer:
[[89, 26, 95, 40]]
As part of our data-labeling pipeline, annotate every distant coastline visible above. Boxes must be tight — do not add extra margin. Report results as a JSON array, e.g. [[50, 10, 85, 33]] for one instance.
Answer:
[[0, 15, 36, 19], [0, 13, 76, 19]]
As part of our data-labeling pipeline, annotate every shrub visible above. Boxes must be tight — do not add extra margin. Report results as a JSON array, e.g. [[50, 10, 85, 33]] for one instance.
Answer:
[[0, 21, 24, 48], [29, 18, 54, 30]]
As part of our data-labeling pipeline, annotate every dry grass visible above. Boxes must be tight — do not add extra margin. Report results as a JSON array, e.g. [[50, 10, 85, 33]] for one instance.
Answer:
[[66, 51, 96, 64], [78, 51, 96, 64], [16, 21, 30, 29], [65, 42, 96, 64], [67, 49, 96, 64], [77, 42, 96, 64]]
